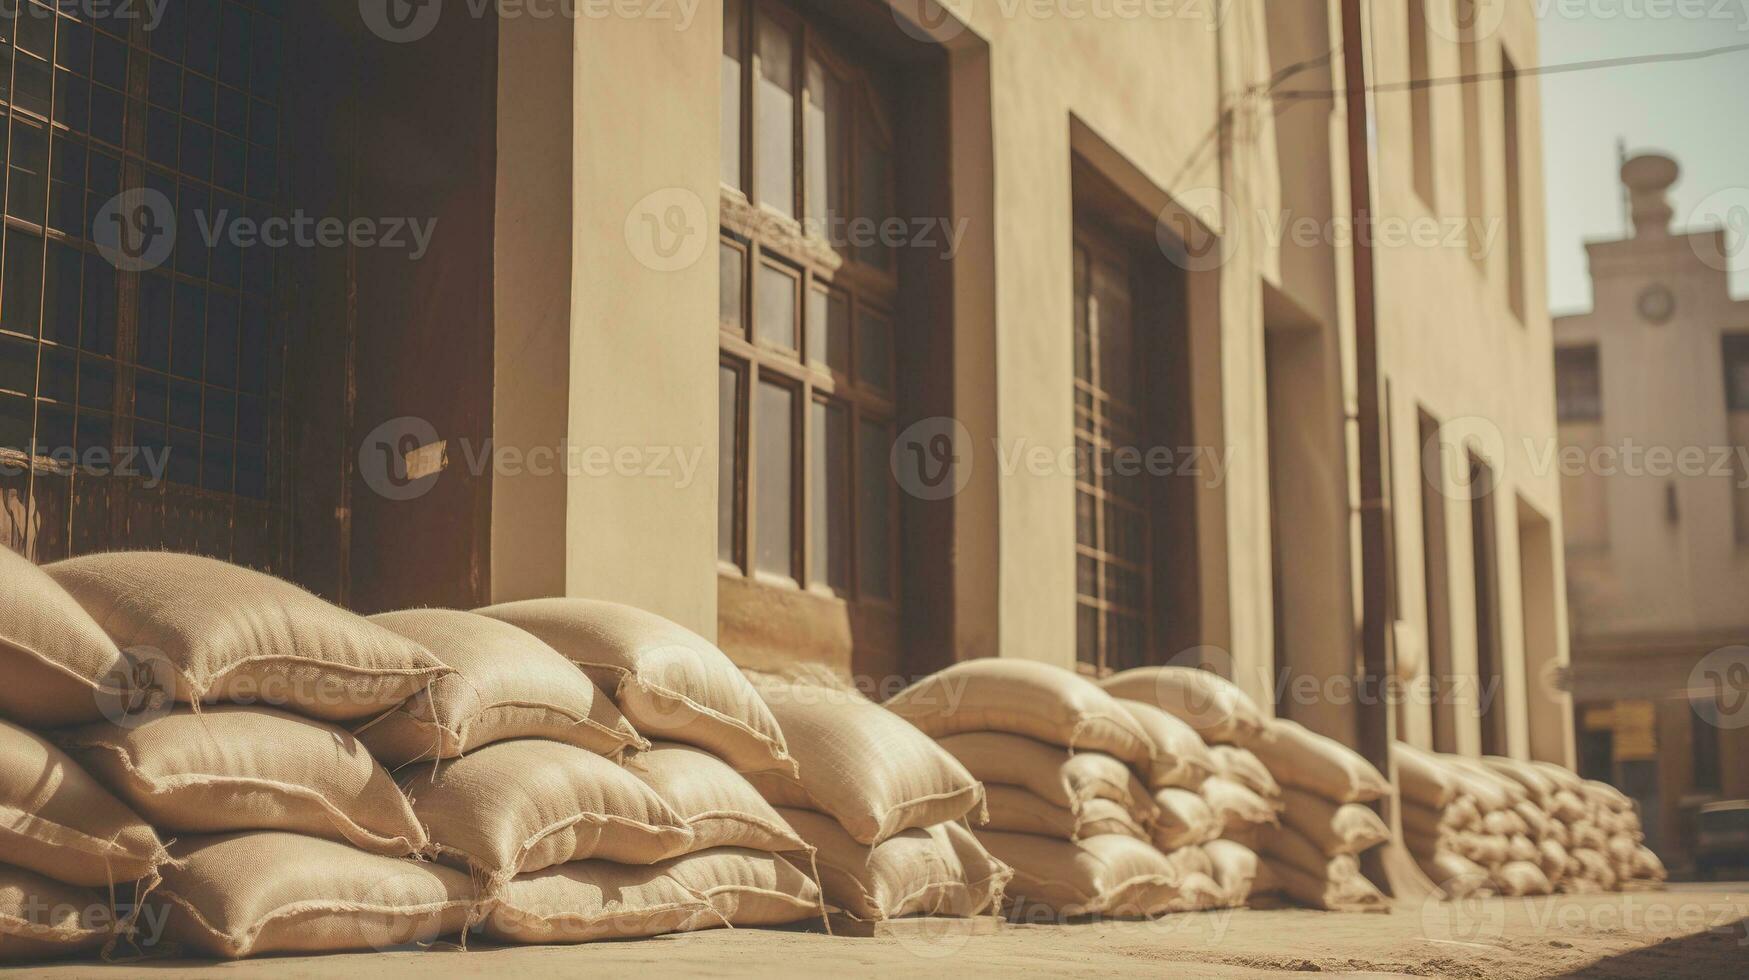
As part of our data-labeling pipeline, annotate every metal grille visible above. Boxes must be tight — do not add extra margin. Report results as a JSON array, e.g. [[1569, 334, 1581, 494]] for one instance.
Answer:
[[0, 0, 287, 570], [1074, 232, 1151, 675]]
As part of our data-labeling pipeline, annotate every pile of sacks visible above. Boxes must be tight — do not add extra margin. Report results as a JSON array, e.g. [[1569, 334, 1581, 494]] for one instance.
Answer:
[[886, 660, 1207, 918], [739, 666, 1011, 928], [1244, 719, 1393, 912], [1395, 743, 1666, 898], [0, 549, 829, 961], [1102, 667, 1275, 911]]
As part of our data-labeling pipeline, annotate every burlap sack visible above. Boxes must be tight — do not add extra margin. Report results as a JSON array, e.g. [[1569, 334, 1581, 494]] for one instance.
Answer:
[[47, 553, 449, 723], [1266, 853, 1387, 912], [1208, 745, 1280, 800], [1548, 818, 1571, 849], [1583, 779, 1634, 814], [981, 787, 1147, 842], [1401, 800, 1451, 841], [1201, 776, 1279, 834], [1446, 758, 1525, 812], [1446, 795, 1483, 831], [1100, 667, 1266, 747], [1277, 788, 1389, 857], [1605, 834, 1638, 870], [1531, 761, 1586, 795], [1483, 809, 1527, 838], [481, 848, 818, 944], [658, 848, 819, 928], [1393, 742, 1458, 809], [476, 599, 792, 775], [1629, 845, 1666, 882], [885, 660, 1153, 768], [1538, 838, 1571, 883], [157, 832, 474, 959], [1160, 848, 1226, 911], [482, 864, 706, 945], [1250, 720, 1389, 804], [1513, 800, 1551, 842], [1507, 834, 1540, 865], [1450, 832, 1508, 868], [0, 719, 163, 887], [1151, 787, 1222, 850], [937, 732, 1157, 823], [0, 547, 126, 728], [1165, 843, 1214, 880], [1481, 756, 1556, 807], [1570, 819, 1607, 853], [1418, 850, 1492, 896], [744, 677, 982, 846], [360, 610, 645, 767], [0, 867, 109, 964], [1203, 839, 1260, 907], [629, 742, 806, 856], [977, 831, 1181, 919], [400, 740, 692, 883], [1549, 789, 1588, 824], [1258, 825, 1345, 883], [1115, 699, 1216, 791], [1493, 860, 1553, 896], [778, 808, 1010, 921], [60, 706, 426, 857]]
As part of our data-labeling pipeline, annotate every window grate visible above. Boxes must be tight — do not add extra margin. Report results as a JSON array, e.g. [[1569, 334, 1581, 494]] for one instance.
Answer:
[[0, 0, 288, 570]]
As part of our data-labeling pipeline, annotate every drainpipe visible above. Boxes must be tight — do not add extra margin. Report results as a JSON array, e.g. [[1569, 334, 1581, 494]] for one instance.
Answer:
[[1338, 0, 1432, 899]]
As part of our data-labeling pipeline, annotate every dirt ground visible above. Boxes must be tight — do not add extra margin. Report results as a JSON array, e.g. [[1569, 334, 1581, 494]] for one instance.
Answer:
[[19, 884, 1747, 979]]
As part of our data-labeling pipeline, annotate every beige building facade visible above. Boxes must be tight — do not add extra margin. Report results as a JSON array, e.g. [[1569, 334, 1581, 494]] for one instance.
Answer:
[[0, 2, 1572, 774], [1553, 152, 1749, 868], [487, 0, 1574, 771]]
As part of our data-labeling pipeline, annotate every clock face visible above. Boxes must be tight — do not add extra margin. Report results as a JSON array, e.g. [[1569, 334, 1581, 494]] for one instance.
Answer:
[[1638, 284, 1676, 324]]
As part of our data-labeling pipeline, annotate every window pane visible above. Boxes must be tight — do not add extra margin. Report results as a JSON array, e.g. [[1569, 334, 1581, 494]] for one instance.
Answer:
[[721, 0, 743, 191], [719, 241, 745, 334], [754, 11, 795, 217], [1556, 347, 1601, 422], [810, 399, 850, 592], [1724, 335, 1749, 412], [718, 364, 741, 564], [757, 261, 798, 351], [1093, 254, 1135, 408], [807, 286, 850, 375], [755, 380, 795, 581], [804, 55, 843, 231], [855, 118, 892, 268], [858, 419, 894, 599], [856, 306, 892, 390]]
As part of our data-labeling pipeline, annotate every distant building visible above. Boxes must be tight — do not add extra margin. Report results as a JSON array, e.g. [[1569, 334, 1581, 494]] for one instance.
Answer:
[[1554, 152, 1749, 870]]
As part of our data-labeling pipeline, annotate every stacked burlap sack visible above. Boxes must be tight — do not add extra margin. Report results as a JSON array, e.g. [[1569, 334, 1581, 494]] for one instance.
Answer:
[[0, 548, 176, 964], [1100, 667, 1274, 910], [738, 667, 1011, 927], [456, 600, 823, 944], [1244, 719, 1393, 912], [886, 660, 1220, 918], [1394, 743, 1665, 898], [1, 550, 467, 961]]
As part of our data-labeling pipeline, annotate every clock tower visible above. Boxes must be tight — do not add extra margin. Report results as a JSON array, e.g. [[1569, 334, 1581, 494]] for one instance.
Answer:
[[1552, 151, 1749, 872]]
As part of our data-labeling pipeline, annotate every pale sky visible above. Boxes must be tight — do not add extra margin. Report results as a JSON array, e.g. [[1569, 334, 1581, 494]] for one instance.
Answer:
[[1539, 10, 1749, 315]]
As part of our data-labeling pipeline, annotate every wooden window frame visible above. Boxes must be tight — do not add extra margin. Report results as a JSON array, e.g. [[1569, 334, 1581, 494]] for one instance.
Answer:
[[718, 0, 904, 657]]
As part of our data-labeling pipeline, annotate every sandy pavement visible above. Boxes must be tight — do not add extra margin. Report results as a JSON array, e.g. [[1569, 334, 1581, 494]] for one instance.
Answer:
[[16, 884, 1747, 979]]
